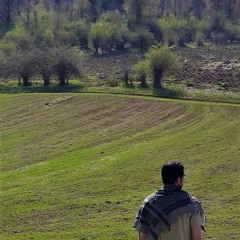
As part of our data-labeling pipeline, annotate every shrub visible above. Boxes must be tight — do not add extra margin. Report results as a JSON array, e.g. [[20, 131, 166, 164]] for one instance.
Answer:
[[0, 40, 17, 78], [3, 24, 33, 50], [89, 21, 113, 54], [225, 22, 240, 42], [34, 49, 54, 86], [4, 49, 38, 86], [51, 47, 82, 86], [43, 29, 55, 47], [133, 59, 148, 88], [145, 44, 179, 89], [212, 31, 226, 44], [194, 17, 211, 40], [133, 44, 179, 89], [146, 20, 163, 42], [158, 16, 194, 46], [69, 20, 89, 48], [195, 32, 205, 46], [210, 11, 226, 32], [132, 27, 155, 50], [116, 27, 134, 49]]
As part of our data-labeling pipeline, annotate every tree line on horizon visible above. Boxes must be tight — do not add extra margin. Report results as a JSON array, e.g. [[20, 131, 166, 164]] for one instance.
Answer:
[[1, 0, 240, 26], [0, 0, 240, 87]]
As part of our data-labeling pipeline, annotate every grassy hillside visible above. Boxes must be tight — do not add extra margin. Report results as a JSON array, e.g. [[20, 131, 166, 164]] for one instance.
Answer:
[[1, 93, 240, 240]]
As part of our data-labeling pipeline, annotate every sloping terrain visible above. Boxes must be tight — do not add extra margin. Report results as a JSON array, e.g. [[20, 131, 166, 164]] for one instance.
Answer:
[[80, 44, 240, 92], [176, 44, 240, 91], [1, 93, 240, 240]]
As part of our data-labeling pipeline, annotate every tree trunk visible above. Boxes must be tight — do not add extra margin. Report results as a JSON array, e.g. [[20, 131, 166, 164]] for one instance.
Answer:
[[59, 76, 66, 86], [95, 47, 99, 54], [124, 70, 129, 86], [5, 0, 12, 29], [43, 76, 50, 86], [135, 0, 143, 23], [22, 76, 30, 86], [158, 0, 165, 18], [140, 74, 146, 88], [153, 70, 162, 89]]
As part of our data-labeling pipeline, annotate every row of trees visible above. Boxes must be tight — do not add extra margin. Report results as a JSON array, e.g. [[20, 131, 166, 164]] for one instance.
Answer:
[[1, 6, 240, 55], [0, 42, 82, 86], [0, 39, 178, 89], [1, 0, 240, 27], [0, 1, 240, 89], [1, 1, 240, 45]]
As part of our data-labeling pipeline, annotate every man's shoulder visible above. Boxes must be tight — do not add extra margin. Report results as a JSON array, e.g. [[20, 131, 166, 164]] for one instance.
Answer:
[[143, 192, 156, 204], [190, 196, 203, 208]]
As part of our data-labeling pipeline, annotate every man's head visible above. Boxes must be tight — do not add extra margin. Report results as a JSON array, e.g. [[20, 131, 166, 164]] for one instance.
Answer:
[[161, 161, 185, 187]]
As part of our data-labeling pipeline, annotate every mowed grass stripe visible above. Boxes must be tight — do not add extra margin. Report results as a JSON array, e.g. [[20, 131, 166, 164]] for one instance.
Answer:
[[0, 93, 240, 240]]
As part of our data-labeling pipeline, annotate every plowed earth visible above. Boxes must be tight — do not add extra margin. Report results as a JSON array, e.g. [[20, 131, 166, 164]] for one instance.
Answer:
[[80, 44, 240, 92]]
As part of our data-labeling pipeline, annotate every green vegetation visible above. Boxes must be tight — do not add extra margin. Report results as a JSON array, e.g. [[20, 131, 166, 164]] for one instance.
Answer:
[[1, 1, 240, 239], [0, 46, 83, 87], [135, 44, 179, 89], [1, 1, 240, 89], [1, 80, 239, 105], [1, 2, 240, 52], [1, 93, 240, 239]]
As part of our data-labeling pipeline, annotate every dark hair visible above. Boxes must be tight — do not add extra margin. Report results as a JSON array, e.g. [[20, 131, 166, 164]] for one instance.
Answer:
[[161, 161, 185, 184]]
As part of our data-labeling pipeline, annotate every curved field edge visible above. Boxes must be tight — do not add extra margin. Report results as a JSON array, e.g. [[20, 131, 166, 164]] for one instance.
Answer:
[[0, 82, 240, 105], [0, 93, 240, 240]]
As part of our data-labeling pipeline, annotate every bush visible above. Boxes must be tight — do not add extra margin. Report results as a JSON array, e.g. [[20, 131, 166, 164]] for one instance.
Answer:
[[0, 40, 17, 76], [212, 31, 226, 44], [158, 16, 194, 46], [225, 22, 240, 42], [69, 20, 89, 48], [3, 24, 33, 50], [132, 27, 155, 50], [146, 20, 163, 42], [4, 49, 38, 86], [88, 11, 131, 53], [146, 44, 179, 88], [194, 17, 211, 40], [133, 59, 149, 88], [51, 47, 82, 86], [133, 44, 179, 89], [210, 11, 226, 32], [34, 49, 54, 86], [195, 32, 205, 46], [43, 29, 55, 47], [89, 21, 114, 54], [116, 27, 134, 49]]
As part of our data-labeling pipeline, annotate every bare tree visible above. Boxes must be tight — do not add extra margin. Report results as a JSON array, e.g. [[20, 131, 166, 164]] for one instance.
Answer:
[[34, 48, 54, 86], [4, 49, 37, 86], [51, 46, 82, 86]]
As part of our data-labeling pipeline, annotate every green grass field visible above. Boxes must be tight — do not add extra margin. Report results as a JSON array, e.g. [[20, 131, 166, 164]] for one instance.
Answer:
[[1, 93, 240, 240]]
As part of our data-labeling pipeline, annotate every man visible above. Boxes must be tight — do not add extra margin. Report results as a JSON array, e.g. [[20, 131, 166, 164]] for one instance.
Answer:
[[133, 161, 205, 240]]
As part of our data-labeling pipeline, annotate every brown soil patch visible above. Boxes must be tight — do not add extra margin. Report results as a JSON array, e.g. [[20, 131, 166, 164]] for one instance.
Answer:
[[80, 44, 240, 92]]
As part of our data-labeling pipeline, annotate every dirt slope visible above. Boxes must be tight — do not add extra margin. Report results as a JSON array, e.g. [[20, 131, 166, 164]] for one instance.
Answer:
[[80, 44, 240, 92]]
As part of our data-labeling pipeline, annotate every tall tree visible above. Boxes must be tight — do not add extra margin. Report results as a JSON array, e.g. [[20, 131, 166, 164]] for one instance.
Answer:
[[124, 0, 147, 24], [192, 0, 205, 19], [224, 0, 238, 21], [158, 0, 165, 18], [88, 0, 101, 22], [51, 47, 82, 86], [2, 0, 15, 29], [138, 44, 179, 89]]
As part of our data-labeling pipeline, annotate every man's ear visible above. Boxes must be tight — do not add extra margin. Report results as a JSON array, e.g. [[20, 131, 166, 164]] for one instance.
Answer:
[[175, 177, 181, 185]]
